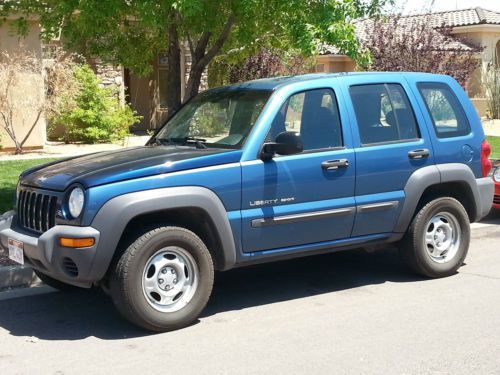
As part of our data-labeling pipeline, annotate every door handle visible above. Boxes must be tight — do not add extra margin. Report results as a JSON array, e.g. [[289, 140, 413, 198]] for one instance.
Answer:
[[408, 149, 430, 159], [321, 159, 349, 170]]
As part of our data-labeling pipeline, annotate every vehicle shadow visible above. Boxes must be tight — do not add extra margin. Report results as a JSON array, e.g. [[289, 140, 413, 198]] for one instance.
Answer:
[[0, 247, 425, 341]]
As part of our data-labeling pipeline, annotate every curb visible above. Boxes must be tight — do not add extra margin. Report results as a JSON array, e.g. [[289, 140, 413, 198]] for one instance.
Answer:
[[0, 265, 40, 290]]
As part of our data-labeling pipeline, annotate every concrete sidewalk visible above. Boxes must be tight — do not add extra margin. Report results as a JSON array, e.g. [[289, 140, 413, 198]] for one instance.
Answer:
[[0, 135, 150, 161]]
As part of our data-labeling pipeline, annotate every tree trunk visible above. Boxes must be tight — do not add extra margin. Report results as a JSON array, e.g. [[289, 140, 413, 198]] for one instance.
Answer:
[[184, 64, 205, 101], [166, 25, 182, 117]]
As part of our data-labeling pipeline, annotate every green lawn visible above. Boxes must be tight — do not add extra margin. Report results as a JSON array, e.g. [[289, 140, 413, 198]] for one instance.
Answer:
[[0, 159, 58, 214], [487, 136, 500, 160]]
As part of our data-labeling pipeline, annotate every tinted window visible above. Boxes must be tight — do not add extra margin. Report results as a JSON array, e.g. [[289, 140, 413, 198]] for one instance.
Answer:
[[418, 82, 471, 138], [269, 88, 342, 151], [349, 84, 420, 145]]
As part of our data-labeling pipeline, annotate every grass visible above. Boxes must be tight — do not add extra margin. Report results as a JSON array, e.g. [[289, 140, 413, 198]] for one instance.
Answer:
[[0, 158, 58, 214], [487, 136, 500, 160]]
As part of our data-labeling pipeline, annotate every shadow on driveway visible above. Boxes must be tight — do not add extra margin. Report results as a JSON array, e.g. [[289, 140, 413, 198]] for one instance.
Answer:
[[0, 247, 426, 341]]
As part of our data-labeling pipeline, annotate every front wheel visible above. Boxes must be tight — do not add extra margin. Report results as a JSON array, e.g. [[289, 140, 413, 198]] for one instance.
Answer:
[[109, 226, 214, 332], [400, 197, 470, 278]]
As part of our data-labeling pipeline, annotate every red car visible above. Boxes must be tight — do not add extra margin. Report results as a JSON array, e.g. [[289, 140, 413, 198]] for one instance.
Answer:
[[493, 165, 500, 209]]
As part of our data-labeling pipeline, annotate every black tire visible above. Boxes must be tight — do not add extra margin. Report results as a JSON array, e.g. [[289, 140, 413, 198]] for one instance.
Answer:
[[109, 226, 214, 332], [400, 197, 470, 278], [34, 269, 83, 292]]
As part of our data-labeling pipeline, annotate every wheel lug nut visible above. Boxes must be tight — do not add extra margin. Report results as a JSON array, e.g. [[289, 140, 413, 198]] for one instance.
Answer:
[[159, 278, 164, 283], [166, 285, 170, 290], [171, 269, 175, 274], [162, 269, 167, 274], [173, 279, 177, 284]]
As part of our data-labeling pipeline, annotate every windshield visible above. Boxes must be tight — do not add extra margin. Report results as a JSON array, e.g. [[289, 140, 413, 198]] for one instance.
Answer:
[[154, 89, 272, 149]]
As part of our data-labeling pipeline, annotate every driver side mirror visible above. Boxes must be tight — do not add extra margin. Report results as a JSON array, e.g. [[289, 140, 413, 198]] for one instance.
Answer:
[[261, 131, 303, 160]]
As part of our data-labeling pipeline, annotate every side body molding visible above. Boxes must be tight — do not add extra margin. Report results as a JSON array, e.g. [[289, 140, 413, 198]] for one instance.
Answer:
[[88, 186, 237, 281], [395, 163, 493, 233]]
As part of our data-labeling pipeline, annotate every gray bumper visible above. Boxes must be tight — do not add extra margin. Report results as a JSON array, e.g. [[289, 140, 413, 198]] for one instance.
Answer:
[[0, 212, 101, 288], [475, 177, 495, 221]]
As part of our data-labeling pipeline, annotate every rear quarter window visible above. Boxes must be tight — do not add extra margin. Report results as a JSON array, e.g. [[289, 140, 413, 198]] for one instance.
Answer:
[[417, 82, 471, 138]]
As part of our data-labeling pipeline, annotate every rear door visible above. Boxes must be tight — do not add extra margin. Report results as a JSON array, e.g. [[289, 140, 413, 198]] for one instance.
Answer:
[[241, 86, 356, 252], [339, 75, 434, 236]]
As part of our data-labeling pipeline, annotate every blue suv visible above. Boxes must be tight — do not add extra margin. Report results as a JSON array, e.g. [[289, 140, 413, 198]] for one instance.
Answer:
[[0, 73, 494, 331]]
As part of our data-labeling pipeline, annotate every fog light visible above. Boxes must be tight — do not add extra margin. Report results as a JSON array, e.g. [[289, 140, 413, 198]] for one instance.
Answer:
[[59, 237, 95, 248]]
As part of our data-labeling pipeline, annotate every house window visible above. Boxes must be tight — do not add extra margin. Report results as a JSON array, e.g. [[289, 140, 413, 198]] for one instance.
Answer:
[[158, 52, 169, 109], [496, 40, 500, 67]]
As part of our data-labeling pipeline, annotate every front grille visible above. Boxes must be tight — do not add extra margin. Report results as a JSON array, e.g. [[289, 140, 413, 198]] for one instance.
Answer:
[[494, 195, 500, 205], [17, 189, 57, 233]]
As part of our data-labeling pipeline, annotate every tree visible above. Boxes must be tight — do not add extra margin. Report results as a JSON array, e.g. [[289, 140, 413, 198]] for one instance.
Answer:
[[4, 0, 390, 115], [0, 51, 45, 154], [227, 48, 313, 84], [362, 14, 483, 88]]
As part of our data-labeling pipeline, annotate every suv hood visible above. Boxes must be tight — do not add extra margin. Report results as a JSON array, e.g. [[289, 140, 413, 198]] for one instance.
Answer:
[[20, 146, 242, 191]]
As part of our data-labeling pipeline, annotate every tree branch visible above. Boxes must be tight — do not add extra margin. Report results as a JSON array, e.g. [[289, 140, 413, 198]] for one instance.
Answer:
[[194, 13, 235, 71]]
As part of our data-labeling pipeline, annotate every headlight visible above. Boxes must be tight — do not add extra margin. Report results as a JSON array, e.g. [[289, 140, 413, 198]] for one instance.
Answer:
[[494, 167, 500, 183], [68, 187, 85, 218]]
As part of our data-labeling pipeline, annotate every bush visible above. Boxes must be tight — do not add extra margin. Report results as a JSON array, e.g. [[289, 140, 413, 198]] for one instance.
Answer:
[[50, 65, 140, 143]]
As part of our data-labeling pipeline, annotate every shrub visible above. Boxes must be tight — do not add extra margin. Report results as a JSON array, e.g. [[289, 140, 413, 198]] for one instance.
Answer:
[[51, 65, 140, 143], [482, 63, 500, 120]]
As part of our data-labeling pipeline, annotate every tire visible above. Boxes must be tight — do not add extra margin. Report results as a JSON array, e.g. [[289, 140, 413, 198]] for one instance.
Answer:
[[400, 197, 470, 278], [109, 226, 214, 332], [34, 269, 83, 292]]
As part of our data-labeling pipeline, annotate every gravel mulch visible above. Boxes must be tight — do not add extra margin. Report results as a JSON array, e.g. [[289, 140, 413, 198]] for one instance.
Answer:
[[0, 248, 15, 267]]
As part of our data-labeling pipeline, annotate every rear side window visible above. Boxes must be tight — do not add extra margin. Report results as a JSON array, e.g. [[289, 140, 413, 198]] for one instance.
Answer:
[[349, 84, 420, 145], [417, 82, 471, 138]]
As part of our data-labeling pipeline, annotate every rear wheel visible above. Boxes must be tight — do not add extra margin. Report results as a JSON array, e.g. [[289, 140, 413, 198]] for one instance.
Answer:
[[400, 197, 470, 278], [110, 226, 214, 332]]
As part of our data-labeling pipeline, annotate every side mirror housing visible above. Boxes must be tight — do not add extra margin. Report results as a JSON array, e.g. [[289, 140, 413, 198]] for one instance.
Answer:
[[261, 131, 303, 160]]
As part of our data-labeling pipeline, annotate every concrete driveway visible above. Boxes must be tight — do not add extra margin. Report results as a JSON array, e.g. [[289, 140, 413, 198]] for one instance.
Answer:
[[0, 214, 499, 374]]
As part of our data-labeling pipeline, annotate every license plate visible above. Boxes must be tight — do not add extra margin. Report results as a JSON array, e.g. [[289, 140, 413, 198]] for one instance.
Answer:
[[8, 238, 24, 265]]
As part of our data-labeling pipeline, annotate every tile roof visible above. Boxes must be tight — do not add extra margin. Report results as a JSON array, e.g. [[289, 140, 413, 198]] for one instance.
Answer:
[[320, 7, 498, 56], [424, 7, 500, 27]]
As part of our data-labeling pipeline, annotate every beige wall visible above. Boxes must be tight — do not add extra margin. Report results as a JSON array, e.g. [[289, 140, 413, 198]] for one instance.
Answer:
[[454, 27, 500, 98], [0, 20, 46, 150]]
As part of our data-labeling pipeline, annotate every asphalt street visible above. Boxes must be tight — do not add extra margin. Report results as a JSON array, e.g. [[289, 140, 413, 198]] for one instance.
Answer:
[[0, 214, 499, 375]]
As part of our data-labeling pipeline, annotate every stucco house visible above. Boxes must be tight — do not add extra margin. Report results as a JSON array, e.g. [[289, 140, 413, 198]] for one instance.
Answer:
[[1, 7, 500, 150], [318, 7, 500, 116]]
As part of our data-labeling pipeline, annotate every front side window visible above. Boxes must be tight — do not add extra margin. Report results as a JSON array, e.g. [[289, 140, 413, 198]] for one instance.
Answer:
[[154, 89, 271, 148], [269, 88, 343, 151], [349, 84, 420, 145], [418, 82, 471, 138]]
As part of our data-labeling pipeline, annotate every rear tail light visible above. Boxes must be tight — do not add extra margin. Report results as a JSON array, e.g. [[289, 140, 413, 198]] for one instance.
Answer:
[[481, 140, 492, 177]]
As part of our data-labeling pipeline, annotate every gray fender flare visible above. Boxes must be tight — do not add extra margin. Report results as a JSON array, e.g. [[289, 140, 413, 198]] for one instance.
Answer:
[[88, 186, 237, 281], [394, 163, 490, 233]]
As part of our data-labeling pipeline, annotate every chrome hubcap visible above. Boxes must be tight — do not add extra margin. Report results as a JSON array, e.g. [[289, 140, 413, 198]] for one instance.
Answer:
[[424, 212, 461, 264], [142, 247, 198, 313]]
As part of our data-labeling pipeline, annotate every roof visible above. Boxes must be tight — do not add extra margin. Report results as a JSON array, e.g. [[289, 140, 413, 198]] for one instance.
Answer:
[[320, 7, 495, 56], [421, 7, 500, 27]]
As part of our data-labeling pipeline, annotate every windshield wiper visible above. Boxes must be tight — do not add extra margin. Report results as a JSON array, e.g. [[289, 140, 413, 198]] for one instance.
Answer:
[[168, 137, 207, 149]]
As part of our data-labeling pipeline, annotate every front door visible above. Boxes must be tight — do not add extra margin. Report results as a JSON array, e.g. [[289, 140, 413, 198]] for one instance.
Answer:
[[241, 87, 356, 253]]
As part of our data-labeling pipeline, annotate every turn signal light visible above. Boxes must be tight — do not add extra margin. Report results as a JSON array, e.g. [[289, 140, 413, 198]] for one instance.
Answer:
[[59, 237, 95, 248]]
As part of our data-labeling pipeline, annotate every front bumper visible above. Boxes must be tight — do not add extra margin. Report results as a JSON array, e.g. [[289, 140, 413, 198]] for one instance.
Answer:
[[0, 212, 101, 288]]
